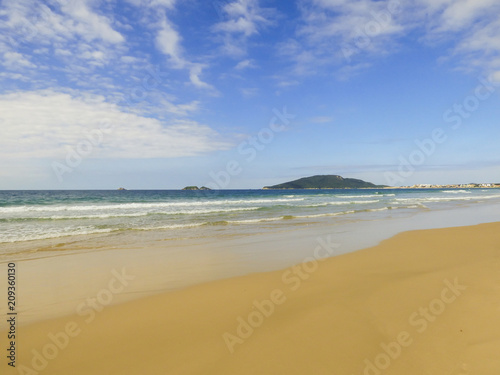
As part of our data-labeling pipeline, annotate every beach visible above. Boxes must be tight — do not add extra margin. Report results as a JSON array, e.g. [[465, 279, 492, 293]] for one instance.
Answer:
[[3, 0, 500, 373], [2, 218, 500, 374]]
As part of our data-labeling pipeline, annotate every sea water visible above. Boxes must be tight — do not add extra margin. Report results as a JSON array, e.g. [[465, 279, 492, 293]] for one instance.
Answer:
[[2, 188, 500, 323], [1, 188, 500, 246]]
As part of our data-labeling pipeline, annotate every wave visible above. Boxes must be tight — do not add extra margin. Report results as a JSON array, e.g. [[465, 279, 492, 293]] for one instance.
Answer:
[[340, 200, 380, 204], [0, 198, 305, 214], [0, 198, 382, 219], [229, 217, 284, 224], [336, 194, 395, 198], [301, 199, 380, 208], [442, 190, 471, 194], [0, 202, 430, 243], [228, 205, 424, 223], [308, 200, 381, 206], [135, 223, 205, 231], [0, 207, 262, 222], [0, 227, 115, 243], [296, 211, 357, 219], [395, 194, 500, 203], [395, 196, 474, 202], [475, 194, 500, 199]]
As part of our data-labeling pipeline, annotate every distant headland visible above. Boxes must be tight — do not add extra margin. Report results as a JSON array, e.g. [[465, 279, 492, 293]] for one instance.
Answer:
[[263, 175, 500, 190], [263, 175, 387, 189]]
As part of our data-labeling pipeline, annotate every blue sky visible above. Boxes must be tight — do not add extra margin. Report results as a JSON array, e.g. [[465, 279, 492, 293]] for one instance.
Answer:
[[1, 0, 500, 189]]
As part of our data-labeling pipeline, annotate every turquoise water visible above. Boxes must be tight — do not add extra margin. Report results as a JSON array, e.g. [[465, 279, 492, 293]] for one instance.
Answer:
[[1, 189, 500, 244]]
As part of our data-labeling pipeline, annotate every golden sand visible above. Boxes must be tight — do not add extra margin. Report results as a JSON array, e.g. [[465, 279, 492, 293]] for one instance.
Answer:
[[2, 222, 500, 374]]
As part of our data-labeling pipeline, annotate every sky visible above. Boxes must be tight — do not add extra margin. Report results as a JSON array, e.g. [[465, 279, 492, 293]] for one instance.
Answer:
[[1, 0, 500, 189]]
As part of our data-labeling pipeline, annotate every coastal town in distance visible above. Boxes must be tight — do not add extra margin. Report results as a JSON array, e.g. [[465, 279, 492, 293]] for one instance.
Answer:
[[392, 183, 500, 189]]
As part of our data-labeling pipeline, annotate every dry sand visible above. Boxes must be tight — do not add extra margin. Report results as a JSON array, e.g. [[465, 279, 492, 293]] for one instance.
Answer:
[[2, 222, 500, 374]]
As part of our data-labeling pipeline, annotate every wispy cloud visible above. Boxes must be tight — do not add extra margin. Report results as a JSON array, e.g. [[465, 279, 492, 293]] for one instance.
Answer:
[[0, 0, 215, 92], [235, 59, 257, 70], [240, 87, 259, 97], [0, 0, 125, 48], [213, 0, 276, 57], [58, 0, 125, 44], [280, 0, 405, 76], [145, 4, 215, 90], [0, 90, 231, 159], [309, 116, 334, 124], [284, 0, 500, 80], [419, 0, 498, 34], [155, 13, 184, 67], [2, 51, 36, 70], [124, 0, 176, 8], [415, 0, 500, 77], [0, 0, 127, 88]]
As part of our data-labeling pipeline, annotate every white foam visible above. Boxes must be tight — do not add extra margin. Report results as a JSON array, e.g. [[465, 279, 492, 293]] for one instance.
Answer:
[[367, 207, 388, 212], [0, 227, 115, 243], [337, 194, 395, 198], [135, 223, 206, 231], [0, 198, 305, 214], [229, 217, 284, 224], [2, 206, 262, 220], [297, 211, 356, 219]]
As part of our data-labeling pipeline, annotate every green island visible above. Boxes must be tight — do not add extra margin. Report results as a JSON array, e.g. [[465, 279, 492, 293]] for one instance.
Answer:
[[263, 175, 386, 189], [182, 186, 212, 191]]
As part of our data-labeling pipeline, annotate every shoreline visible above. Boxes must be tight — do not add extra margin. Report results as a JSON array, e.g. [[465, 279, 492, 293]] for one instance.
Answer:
[[1, 200, 500, 326], [2, 221, 500, 373], [2, 188, 500, 246]]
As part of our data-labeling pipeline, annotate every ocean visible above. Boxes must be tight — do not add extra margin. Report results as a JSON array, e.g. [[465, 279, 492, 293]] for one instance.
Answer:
[[1, 188, 500, 245]]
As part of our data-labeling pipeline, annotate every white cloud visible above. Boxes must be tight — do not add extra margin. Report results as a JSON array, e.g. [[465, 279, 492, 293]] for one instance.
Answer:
[[456, 17, 500, 54], [0, 72, 30, 81], [280, 0, 500, 79], [414, 0, 500, 76], [213, 0, 276, 57], [124, 0, 176, 8], [235, 59, 256, 70], [0, 90, 231, 159], [214, 0, 271, 36], [129, 4, 214, 90], [189, 64, 214, 90], [309, 116, 334, 124], [2, 51, 36, 70], [240, 87, 259, 97], [155, 15, 184, 67], [154, 16, 214, 89], [0, 0, 126, 84], [54, 49, 72, 56], [0, 0, 215, 91], [57, 0, 125, 44], [121, 55, 141, 64], [0, 0, 124, 45], [295, 0, 404, 70], [33, 48, 50, 54], [156, 97, 200, 116], [489, 71, 500, 83], [421, 0, 498, 33], [335, 61, 372, 80]]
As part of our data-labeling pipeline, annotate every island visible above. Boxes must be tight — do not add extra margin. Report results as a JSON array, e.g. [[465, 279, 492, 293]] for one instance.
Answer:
[[117, 187, 127, 190], [263, 175, 386, 189], [182, 186, 212, 191]]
